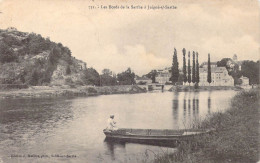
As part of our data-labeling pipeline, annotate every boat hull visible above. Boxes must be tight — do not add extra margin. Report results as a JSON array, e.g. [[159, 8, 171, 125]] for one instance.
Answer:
[[103, 128, 212, 144]]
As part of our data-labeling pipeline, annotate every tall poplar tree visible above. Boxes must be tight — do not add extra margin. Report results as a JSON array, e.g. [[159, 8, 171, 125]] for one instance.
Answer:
[[192, 51, 196, 83], [207, 53, 212, 84], [187, 51, 191, 85], [196, 52, 200, 83], [171, 48, 179, 85], [182, 48, 187, 83]]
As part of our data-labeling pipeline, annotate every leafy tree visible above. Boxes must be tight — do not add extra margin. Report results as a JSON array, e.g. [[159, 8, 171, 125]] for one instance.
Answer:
[[117, 68, 136, 85], [187, 51, 191, 84], [82, 68, 100, 86], [217, 58, 241, 84], [196, 52, 200, 83], [146, 70, 158, 83], [30, 70, 39, 86], [49, 46, 62, 65], [3, 34, 22, 46], [207, 53, 212, 84], [178, 73, 184, 84], [27, 33, 52, 54], [217, 58, 231, 67], [102, 69, 112, 76], [192, 51, 196, 83], [100, 69, 117, 86], [182, 48, 187, 83], [0, 42, 17, 63], [170, 48, 179, 85], [241, 60, 259, 85], [66, 65, 71, 75]]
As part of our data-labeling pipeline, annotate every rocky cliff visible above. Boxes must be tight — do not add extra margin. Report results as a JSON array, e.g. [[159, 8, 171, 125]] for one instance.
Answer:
[[0, 28, 87, 86]]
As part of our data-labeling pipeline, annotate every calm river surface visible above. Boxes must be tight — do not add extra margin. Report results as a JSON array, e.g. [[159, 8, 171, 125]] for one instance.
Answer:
[[0, 90, 237, 163]]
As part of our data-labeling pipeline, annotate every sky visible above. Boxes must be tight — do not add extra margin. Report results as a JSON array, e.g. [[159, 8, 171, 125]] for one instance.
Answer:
[[0, 0, 259, 75]]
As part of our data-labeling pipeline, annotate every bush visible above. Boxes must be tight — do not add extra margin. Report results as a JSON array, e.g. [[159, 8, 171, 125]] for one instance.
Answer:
[[87, 87, 98, 93], [65, 77, 73, 85], [3, 35, 22, 46]]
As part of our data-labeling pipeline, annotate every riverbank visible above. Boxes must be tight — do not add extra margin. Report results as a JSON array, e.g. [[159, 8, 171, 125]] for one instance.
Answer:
[[0, 85, 147, 99], [154, 89, 259, 163], [169, 85, 243, 92]]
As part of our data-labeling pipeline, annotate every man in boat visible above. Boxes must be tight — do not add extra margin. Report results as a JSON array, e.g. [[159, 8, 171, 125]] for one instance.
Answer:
[[107, 115, 118, 131]]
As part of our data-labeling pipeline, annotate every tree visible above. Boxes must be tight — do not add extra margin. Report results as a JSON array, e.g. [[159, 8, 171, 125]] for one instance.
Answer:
[[30, 70, 39, 86], [82, 68, 100, 86], [100, 69, 117, 86], [182, 48, 187, 83], [241, 60, 259, 85], [196, 52, 200, 83], [102, 69, 112, 76], [170, 48, 179, 85], [207, 53, 212, 84], [187, 51, 191, 85], [0, 42, 17, 63], [66, 65, 71, 75], [27, 33, 52, 54], [49, 46, 61, 65], [146, 70, 158, 83], [217, 58, 231, 67], [117, 68, 136, 85], [192, 51, 196, 83], [216, 58, 241, 84]]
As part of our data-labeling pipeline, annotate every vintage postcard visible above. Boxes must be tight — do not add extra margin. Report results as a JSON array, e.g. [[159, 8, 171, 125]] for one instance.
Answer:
[[0, 0, 259, 162]]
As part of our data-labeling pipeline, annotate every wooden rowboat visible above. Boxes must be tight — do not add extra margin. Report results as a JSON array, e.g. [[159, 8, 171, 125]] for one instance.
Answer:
[[103, 128, 213, 144]]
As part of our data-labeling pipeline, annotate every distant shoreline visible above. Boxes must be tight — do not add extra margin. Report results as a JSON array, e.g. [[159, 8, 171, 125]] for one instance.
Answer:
[[0, 85, 147, 99], [0, 84, 249, 99]]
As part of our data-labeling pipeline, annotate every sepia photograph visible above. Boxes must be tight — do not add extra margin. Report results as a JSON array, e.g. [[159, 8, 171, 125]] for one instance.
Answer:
[[0, 0, 259, 162]]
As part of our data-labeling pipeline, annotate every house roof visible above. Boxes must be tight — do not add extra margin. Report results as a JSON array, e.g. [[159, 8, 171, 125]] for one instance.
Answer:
[[200, 62, 217, 67], [199, 67, 227, 73], [240, 76, 249, 80]]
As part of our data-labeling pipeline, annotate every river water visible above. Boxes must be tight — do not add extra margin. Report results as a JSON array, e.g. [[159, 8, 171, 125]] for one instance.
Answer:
[[0, 90, 237, 163]]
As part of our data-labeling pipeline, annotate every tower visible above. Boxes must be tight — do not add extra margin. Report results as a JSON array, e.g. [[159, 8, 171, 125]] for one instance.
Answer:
[[233, 54, 237, 62]]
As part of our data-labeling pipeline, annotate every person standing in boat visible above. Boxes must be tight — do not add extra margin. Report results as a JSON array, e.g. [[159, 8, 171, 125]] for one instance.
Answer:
[[107, 115, 118, 131]]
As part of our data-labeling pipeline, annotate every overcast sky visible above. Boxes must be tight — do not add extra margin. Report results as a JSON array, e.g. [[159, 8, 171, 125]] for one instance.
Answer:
[[0, 0, 259, 75]]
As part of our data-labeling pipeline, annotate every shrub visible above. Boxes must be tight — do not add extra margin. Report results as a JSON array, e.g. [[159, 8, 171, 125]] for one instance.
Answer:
[[87, 87, 98, 93], [65, 77, 73, 85]]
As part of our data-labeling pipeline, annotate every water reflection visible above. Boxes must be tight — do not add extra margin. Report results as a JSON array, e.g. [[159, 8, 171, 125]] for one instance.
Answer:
[[172, 92, 179, 123], [183, 98, 187, 121], [103, 139, 126, 160], [208, 92, 212, 114], [0, 98, 74, 151]]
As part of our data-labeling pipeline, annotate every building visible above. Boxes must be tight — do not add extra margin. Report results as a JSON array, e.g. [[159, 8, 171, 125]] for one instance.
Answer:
[[155, 67, 171, 84], [6, 27, 17, 32], [76, 60, 87, 70], [200, 62, 217, 68], [239, 76, 249, 86], [199, 67, 234, 86], [135, 76, 152, 85]]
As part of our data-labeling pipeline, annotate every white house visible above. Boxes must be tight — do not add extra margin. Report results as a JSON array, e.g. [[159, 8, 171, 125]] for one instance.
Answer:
[[199, 67, 234, 86], [239, 76, 249, 86], [155, 67, 171, 84]]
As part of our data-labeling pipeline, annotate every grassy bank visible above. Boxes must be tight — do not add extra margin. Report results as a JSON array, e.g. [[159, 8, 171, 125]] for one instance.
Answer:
[[169, 85, 243, 92], [154, 89, 259, 163], [0, 85, 147, 99]]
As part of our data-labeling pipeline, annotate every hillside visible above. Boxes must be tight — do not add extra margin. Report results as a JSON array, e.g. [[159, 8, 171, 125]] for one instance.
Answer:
[[0, 27, 87, 86]]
